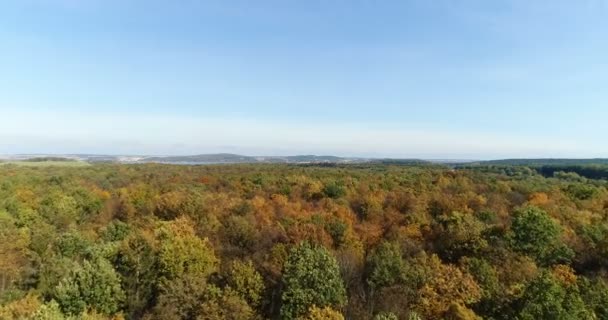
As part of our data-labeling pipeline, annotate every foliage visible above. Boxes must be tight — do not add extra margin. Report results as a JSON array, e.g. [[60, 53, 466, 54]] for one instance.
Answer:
[[322, 182, 346, 199], [367, 241, 405, 290], [298, 306, 345, 320], [113, 232, 157, 319], [374, 312, 399, 320], [226, 260, 265, 308], [435, 211, 488, 262], [578, 277, 608, 320], [0, 211, 29, 296], [509, 206, 573, 265], [156, 217, 218, 281], [516, 271, 592, 320], [0, 293, 41, 319], [444, 303, 482, 320], [1, 163, 608, 319], [53, 257, 125, 315], [281, 242, 347, 319], [461, 257, 499, 299], [196, 289, 255, 320], [416, 255, 481, 319], [101, 220, 131, 242], [30, 301, 66, 320]]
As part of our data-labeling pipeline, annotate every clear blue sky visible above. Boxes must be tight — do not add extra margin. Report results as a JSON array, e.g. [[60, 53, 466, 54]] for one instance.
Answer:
[[1, 0, 607, 159]]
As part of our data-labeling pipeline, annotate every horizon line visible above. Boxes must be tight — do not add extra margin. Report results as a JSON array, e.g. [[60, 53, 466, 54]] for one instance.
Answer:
[[3, 152, 608, 162]]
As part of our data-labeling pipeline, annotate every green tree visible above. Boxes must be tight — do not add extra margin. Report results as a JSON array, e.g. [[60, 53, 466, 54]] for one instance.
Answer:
[[223, 215, 257, 251], [114, 232, 157, 319], [226, 260, 265, 308], [461, 257, 499, 299], [325, 218, 348, 247], [0, 211, 29, 295], [56, 230, 92, 259], [281, 242, 347, 319], [435, 212, 487, 262], [196, 288, 255, 320], [101, 220, 131, 242], [54, 257, 125, 315], [153, 274, 212, 320], [366, 242, 405, 290], [578, 277, 608, 320], [156, 218, 218, 281], [509, 207, 573, 265], [322, 182, 346, 199], [152, 218, 220, 319], [516, 272, 592, 320], [374, 312, 399, 320], [39, 192, 79, 230], [31, 300, 66, 320]]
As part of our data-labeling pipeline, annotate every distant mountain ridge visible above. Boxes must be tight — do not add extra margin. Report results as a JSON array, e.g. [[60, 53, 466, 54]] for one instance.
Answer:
[[4, 154, 608, 166], [0, 153, 379, 164], [142, 153, 257, 164], [139, 153, 374, 164]]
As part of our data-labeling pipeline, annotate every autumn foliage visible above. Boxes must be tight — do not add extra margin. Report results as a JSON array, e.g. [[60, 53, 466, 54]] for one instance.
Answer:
[[1, 163, 608, 319]]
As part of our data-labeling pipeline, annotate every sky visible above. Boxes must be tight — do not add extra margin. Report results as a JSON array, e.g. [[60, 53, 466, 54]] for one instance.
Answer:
[[1, 0, 607, 159]]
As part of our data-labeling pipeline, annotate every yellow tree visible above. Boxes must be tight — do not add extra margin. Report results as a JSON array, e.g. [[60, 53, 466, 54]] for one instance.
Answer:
[[416, 255, 482, 320]]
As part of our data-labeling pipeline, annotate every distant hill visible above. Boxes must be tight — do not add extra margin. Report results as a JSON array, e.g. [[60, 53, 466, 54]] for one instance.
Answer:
[[283, 155, 346, 162], [23, 157, 77, 162], [138, 154, 384, 164], [7, 154, 608, 168], [135, 154, 440, 165], [141, 153, 257, 164], [0, 153, 427, 165]]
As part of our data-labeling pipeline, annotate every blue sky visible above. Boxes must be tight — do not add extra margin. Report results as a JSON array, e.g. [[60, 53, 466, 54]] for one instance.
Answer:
[[1, 0, 607, 159]]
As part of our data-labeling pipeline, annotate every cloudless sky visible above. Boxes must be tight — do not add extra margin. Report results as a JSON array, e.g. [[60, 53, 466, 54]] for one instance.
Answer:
[[1, 0, 607, 159]]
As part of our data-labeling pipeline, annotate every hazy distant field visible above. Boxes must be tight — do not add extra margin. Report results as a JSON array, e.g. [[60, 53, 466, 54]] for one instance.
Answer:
[[0, 160, 90, 167]]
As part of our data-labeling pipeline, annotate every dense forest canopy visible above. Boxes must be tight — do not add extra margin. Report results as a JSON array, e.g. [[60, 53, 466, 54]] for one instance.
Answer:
[[457, 160, 608, 181], [468, 159, 608, 166], [1, 163, 608, 320]]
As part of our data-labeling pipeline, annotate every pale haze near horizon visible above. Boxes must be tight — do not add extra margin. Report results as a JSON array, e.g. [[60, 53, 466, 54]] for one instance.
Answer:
[[1, 0, 607, 159]]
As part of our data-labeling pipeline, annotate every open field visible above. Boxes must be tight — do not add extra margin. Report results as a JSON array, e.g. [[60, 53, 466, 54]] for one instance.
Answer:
[[0, 160, 90, 167]]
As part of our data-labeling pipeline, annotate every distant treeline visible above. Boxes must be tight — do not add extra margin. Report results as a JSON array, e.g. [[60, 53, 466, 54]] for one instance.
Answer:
[[537, 165, 608, 180], [459, 159, 608, 180], [471, 158, 608, 166]]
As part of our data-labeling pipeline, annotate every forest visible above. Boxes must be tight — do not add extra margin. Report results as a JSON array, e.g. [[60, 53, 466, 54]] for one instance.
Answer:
[[1, 163, 608, 320]]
